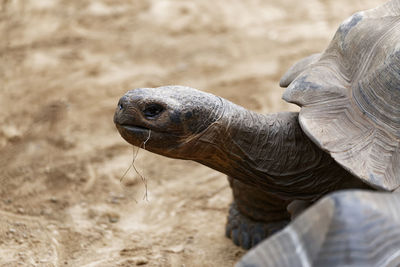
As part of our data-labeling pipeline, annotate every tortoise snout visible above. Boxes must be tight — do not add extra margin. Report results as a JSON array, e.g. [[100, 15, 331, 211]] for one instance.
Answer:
[[117, 95, 130, 111], [114, 95, 130, 124]]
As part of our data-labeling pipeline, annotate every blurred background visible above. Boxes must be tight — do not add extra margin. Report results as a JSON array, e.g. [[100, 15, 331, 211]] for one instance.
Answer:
[[0, 0, 385, 266]]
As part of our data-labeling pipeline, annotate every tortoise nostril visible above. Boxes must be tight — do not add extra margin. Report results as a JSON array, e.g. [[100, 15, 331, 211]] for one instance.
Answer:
[[118, 97, 128, 110]]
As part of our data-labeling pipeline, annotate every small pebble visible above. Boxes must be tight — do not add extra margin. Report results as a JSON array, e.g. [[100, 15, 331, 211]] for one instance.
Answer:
[[110, 196, 120, 204], [107, 213, 120, 223], [133, 256, 148, 265], [164, 244, 184, 253]]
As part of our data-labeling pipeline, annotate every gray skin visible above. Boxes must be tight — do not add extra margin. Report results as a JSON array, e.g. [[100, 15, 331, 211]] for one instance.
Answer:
[[114, 85, 370, 249]]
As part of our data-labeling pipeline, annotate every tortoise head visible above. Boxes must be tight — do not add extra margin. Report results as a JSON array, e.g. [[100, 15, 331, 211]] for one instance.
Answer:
[[114, 85, 224, 159]]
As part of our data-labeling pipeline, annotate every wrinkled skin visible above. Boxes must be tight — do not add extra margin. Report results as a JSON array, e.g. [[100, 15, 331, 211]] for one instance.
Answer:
[[114, 85, 370, 249]]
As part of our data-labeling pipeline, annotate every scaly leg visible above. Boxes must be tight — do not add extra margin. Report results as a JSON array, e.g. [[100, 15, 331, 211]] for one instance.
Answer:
[[226, 177, 291, 249]]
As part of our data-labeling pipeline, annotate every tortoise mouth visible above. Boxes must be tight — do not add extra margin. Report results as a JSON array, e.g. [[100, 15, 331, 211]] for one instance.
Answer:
[[118, 124, 150, 134], [115, 123, 189, 156], [120, 124, 150, 131]]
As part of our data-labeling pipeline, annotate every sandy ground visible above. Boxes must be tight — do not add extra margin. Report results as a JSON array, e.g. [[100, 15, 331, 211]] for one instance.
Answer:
[[1, 0, 385, 266]]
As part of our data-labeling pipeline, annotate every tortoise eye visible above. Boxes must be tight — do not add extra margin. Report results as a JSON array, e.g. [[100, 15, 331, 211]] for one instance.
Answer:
[[143, 104, 164, 118]]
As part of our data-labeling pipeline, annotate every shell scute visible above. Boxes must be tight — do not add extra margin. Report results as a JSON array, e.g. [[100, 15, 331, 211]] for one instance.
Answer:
[[337, 12, 363, 43]]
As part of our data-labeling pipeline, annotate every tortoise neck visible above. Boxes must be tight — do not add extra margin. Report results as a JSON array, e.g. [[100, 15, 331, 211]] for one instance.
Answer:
[[190, 99, 324, 187]]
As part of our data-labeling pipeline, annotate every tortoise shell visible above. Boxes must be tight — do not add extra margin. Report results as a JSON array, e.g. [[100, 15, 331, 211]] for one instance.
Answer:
[[281, 0, 400, 191]]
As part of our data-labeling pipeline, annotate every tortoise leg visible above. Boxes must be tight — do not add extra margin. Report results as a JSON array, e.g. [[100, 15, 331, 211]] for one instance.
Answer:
[[226, 177, 291, 249]]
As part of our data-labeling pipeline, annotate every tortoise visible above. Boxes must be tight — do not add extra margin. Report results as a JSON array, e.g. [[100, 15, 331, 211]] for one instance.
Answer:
[[114, 0, 400, 264]]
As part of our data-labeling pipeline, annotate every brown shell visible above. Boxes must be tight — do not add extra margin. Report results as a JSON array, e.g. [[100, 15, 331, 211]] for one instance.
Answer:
[[281, 0, 400, 191]]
